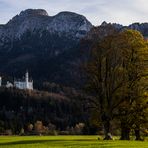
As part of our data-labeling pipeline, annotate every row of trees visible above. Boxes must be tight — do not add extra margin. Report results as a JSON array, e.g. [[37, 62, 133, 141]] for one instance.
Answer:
[[85, 29, 148, 140], [0, 88, 86, 135]]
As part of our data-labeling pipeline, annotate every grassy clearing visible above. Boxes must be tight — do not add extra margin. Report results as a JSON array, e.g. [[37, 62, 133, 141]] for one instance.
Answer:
[[0, 136, 147, 148]]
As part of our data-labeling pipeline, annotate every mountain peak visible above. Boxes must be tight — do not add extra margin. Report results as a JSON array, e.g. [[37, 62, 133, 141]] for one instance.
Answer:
[[56, 11, 81, 16], [55, 11, 88, 21], [101, 21, 108, 26], [19, 9, 49, 17]]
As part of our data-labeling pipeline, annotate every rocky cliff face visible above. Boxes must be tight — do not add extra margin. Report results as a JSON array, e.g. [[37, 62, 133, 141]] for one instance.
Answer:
[[86, 22, 148, 42], [0, 9, 92, 40], [128, 23, 148, 37]]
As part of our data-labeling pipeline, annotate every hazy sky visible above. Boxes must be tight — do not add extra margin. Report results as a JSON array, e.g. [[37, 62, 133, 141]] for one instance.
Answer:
[[0, 0, 148, 25]]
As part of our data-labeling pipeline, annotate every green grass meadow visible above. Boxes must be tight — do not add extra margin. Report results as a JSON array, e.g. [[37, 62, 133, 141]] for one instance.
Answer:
[[0, 136, 147, 148]]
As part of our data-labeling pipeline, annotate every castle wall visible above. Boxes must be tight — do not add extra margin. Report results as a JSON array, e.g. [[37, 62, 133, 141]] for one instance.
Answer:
[[14, 81, 33, 90]]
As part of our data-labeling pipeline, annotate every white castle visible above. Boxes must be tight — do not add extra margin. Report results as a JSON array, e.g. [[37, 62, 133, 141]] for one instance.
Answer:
[[14, 71, 33, 90], [0, 71, 33, 90]]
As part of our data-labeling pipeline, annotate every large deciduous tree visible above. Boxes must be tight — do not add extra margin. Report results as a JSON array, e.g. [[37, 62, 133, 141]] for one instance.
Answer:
[[85, 33, 125, 140], [116, 30, 148, 140], [85, 29, 148, 140]]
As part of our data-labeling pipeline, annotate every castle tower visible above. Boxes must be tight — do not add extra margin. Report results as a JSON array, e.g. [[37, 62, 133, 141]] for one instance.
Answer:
[[25, 71, 29, 82], [25, 71, 29, 89], [0, 77, 2, 87]]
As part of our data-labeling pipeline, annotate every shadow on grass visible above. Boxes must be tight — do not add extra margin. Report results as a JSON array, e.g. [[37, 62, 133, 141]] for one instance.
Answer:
[[0, 139, 98, 146], [0, 140, 50, 146]]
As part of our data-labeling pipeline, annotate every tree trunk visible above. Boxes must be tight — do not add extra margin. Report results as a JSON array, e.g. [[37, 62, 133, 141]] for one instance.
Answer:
[[135, 129, 143, 141], [120, 124, 130, 140], [103, 120, 113, 140]]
